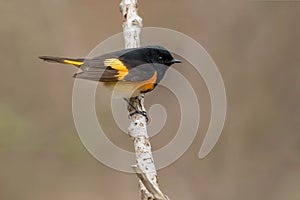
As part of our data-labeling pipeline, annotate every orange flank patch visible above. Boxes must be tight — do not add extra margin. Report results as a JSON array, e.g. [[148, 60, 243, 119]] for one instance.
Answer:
[[104, 58, 128, 80], [139, 71, 157, 92]]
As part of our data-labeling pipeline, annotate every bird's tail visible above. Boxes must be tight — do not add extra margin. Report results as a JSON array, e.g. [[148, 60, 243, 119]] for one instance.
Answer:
[[39, 56, 84, 67]]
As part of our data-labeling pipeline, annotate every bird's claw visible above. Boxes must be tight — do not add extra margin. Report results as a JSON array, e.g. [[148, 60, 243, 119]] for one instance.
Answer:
[[129, 110, 148, 122]]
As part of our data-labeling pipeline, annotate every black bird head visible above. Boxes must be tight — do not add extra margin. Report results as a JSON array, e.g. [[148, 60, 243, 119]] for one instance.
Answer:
[[146, 46, 181, 66]]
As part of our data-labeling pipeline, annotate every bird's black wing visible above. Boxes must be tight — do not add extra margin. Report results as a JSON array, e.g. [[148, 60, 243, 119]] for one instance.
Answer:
[[75, 58, 156, 83]]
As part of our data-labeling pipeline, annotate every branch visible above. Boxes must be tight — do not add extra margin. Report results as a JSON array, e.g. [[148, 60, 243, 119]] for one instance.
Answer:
[[119, 1, 169, 200], [132, 165, 169, 200]]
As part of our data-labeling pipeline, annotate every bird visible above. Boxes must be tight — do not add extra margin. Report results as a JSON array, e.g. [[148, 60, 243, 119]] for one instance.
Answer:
[[39, 46, 181, 97], [39, 46, 181, 119]]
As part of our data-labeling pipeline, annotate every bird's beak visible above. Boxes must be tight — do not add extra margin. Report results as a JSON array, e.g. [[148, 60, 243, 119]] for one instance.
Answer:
[[171, 59, 182, 64]]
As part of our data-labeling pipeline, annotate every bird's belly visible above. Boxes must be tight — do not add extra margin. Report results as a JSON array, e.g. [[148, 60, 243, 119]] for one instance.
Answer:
[[102, 82, 154, 98]]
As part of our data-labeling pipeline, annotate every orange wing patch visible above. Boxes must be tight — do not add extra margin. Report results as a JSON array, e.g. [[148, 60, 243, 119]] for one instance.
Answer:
[[104, 58, 128, 80]]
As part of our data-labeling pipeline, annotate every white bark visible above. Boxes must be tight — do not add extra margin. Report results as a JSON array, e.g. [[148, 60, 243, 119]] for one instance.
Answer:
[[120, 0, 142, 49], [119, 1, 169, 200]]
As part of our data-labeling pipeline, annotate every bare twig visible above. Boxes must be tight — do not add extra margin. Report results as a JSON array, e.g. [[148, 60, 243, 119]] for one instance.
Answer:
[[119, 1, 169, 199], [132, 165, 169, 200]]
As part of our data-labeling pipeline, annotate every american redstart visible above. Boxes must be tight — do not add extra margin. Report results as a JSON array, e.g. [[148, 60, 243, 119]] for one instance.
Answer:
[[39, 46, 181, 96], [39, 46, 181, 119]]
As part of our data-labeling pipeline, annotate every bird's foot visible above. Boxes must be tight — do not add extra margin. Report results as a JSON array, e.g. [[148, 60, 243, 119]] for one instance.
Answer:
[[123, 98, 149, 122], [129, 110, 148, 122]]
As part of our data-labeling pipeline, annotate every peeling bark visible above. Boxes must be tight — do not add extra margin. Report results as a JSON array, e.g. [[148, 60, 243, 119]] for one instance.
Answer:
[[119, 1, 169, 199]]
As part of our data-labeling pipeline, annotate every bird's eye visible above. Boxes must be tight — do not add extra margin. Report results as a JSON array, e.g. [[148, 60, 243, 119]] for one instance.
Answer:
[[158, 56, 163, 60]]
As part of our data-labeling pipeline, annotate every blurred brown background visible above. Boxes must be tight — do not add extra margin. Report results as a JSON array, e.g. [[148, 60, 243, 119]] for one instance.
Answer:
[[1, 0, 300, 200]]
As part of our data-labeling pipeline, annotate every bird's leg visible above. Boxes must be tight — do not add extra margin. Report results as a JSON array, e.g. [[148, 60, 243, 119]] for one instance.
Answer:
[[123, 98, 148, 122]]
